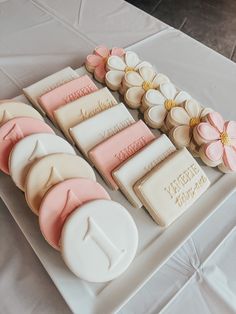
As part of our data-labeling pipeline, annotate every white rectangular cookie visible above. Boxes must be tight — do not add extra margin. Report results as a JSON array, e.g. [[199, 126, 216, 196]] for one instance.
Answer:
[[113, 135, 176, 208], [54, 87, 117, 141], [70, 103, 135, 158], [134, 148, 210, 226], [23, 67, 79, 114]]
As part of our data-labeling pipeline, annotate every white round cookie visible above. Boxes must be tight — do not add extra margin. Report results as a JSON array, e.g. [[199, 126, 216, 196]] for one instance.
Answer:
[[9, 133, 76, 191], [25, 153, 96, 215], [0, 101, 43, 125], [61, 199, 138, 283]]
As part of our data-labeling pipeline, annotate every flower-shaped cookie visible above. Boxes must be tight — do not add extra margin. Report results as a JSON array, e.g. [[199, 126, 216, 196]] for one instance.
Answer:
[[193, 111, 236, 173], [105, 51, 151, 93], [85, 46, 125, 83], [167, 99, 212, 150], [143, 82, 191, 129], [123, 66, 170, 109]]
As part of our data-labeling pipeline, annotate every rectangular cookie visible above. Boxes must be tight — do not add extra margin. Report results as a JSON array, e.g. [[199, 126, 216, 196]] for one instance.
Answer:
[[134, 148, 210, 226], [39, 75, 98, 122], [70, 103, 135, 158], [89, 120, 155, 190], [23, 67, 79, 114], [113, 135, 176, 208], [54, 87, 117, 141]]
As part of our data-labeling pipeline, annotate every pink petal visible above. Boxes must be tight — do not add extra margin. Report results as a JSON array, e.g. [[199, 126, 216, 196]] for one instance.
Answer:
[[86, 54, 103, 67], [223, 146, 236, 171], [197, 122, 220, 141], [225, 121, 236, 139], [94, 46, 110, 58], [111, 47, 125, 57], [204, 140, 223, 162], [207, 111, 225, 133], [94, 63, 106, 81]]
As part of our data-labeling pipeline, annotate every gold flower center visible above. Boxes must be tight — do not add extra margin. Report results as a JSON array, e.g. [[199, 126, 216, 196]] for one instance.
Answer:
[[164, 99, 176, 111], [189, 117, 201, 127], [125, 66, 136, 73], [220, 132, 231, 145], [142, 81, 153, 91]]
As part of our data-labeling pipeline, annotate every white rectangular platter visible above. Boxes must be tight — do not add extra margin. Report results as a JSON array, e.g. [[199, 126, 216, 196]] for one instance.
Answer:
[[1, 39, 236, 313]]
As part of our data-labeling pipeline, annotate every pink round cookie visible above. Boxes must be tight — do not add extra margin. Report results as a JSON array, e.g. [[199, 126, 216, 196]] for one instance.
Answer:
[[39, 178, 110, 250], [0, 117, 54, 174]]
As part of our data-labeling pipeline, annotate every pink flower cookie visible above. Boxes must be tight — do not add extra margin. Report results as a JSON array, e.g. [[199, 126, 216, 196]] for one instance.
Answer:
[[85, 45, 125, 83], [167, 99, 212, 154], [193, 111, 236, 173]]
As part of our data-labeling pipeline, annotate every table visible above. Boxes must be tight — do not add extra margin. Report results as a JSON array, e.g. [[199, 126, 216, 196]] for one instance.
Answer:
[[0, 1, 236, 313]]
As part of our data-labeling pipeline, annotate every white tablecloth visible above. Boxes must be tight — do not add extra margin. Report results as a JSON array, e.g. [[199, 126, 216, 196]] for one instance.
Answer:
[[0, 1, 236, 313]]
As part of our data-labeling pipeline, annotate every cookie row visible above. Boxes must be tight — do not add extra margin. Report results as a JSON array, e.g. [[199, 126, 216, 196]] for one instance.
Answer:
[[0, 101, 138, 283], [22, 66, 210, 227], [85, 46, 236, 173]]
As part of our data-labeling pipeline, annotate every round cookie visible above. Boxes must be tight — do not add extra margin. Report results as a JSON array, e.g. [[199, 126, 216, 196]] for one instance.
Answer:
[[39, 178, 110, 250], [0, 101, 43, 126], [0, 117, 54, 174], [25, 153, 96, 215], [61, 199, 138, 282], [9, 133, 76, 191]]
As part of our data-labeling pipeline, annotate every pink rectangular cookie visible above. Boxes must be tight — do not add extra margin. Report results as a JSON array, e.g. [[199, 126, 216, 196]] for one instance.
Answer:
[[39, 75, 98, 121], [89, 120, 155, 189]]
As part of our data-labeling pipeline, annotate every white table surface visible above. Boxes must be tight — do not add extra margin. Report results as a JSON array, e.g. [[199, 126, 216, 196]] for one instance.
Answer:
[[0, 1, 236, 313]]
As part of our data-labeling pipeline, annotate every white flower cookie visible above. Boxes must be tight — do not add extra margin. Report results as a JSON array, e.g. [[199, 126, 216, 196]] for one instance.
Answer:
[[143, 82, 191, 129], [124, 66, 169, 109], [105, 51, 151, 93], [167, 99, 212, 153]]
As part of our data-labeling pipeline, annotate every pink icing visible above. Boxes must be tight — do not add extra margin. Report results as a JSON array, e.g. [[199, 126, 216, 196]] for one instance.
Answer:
[[88, 120, 155, 189], [207, 111, 225, 133], [204, 140, 223, 161], [39, 178, 110, 250], [86, 45, 125, 81], [197, 123, 219, 141], [0, 117, 54, 174], [225, 121, 236, 139], [223, 146, 236, 171], [39, 75, 98, 121]]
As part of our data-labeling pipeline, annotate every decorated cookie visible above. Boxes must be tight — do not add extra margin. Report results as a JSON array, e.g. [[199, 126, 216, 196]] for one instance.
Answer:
[[23, 67, 79, 114], [54, 87, 117, 141], [9, 133, 76, 191], [113, 135, 176, 208], [0, 117, 54, 174], [70, 103, 135, 158], [193, 111, 236, 173], [124, 66, 170, 109], [134, 148, 210, 227], [143, 82, 191, 129], [0, 101, 43, 126], [167, 99, 212, 153], [25, 153, 96, 215], [85, 45, 125, 83], [105, 51, 151, 93], [39, 178, 110, 250], [39, 75, 98, 122], [61, 199, 138, 282], [89, 120, 155, 189]]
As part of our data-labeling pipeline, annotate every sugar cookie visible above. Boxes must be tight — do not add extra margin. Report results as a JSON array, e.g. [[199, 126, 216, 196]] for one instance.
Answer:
[[193, 111, 236, 173], [61, 199, 138, 282], [39, 75, 98, 122], [25, 153, 96, 215], [70, 103, 135, 159], [9, 133, 76, 191], [0, 117, 54, 174], [54, 87, 117, 141], [85, 45, 125, 83], [134, 148, 210, 227], [143, 82, 191, 129], [89, 120, 155, 189], [23, 67, 79, 114], [113, 135, 176, 208], [0, 101, 43, 126], [39, 178, 110, 250]]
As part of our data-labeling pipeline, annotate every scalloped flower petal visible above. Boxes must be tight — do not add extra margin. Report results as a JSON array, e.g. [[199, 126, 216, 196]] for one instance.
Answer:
[[185, 99, 202, 118], [175, 91, 191, 105], [107, 55, 126, 71], [197, 122, 220, 141], [160, 82, 177, 100], [145, 105, 167, 128], [125, 51, 140, 67], [139, 66, 155, 82], [207, 111, 225, 133], [94, 46, 110, 58], [171, 125, 191, 148], [125, 86, 144, 108], [111, 47, 125, 57], [94, 63, 106, 82], [169, 107, 190, 125], [152, 73, 170, 88], [144, 89, 166, 106], [204, 140, 223, 162], [86, 54, 103, 67], [125, 71, 143, 87], [105, 70, 124, 89], [225, 121, 236, 139], [223, 146, 236, 171]]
